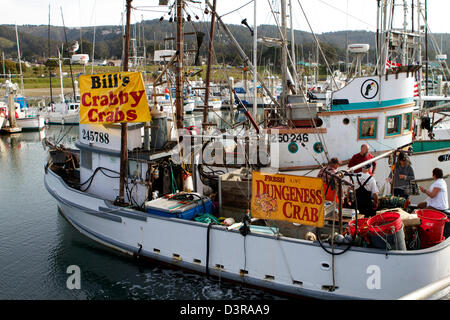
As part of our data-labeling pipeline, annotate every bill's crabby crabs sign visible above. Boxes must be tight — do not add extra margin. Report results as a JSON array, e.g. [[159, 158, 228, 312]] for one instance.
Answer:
[[251, 172, 325, 227], [80, 72, 151, 124]]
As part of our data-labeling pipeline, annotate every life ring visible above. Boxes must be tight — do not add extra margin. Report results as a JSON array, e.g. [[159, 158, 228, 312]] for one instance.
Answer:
[[0, 110, 6, 118], [15, 111, 19, 119]]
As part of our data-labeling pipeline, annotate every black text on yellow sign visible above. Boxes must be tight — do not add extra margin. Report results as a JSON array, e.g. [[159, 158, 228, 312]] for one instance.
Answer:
[[80, 72, 151, 124], [251, 172, 325, 227]]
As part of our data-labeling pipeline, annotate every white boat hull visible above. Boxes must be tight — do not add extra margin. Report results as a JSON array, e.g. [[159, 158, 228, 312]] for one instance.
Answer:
[[15, 116, 45, 131], [45, 112, 80, 125], [44, 168, 450, 300]]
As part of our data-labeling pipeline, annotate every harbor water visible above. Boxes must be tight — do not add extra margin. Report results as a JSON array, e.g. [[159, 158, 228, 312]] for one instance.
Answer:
[[0, 110, 288, 300]]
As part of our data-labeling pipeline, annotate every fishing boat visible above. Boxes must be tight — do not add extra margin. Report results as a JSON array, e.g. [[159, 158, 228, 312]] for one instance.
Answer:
[[44, 101, 80, 125], [43, 0, 450, 300], [14, 97, 45, 131], [1, 81, 45, 131]]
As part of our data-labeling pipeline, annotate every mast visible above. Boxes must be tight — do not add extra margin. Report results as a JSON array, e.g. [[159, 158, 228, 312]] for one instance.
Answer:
[[253, 0, 258, 117], [58, 49, 64, 102], [402, 0, 408, 65], [203, 0, 216, 129], [345, 0, 349, 75], [417, 0, 423, 98], [289, 0, 296, 84], [424, 0, 428, 95], [381, 0, 388, 76], [376, 0, 381, 75], [205, 1, 280, 110], [15, 24, 24, 96], [280, 0, 288, 113], [175, 0, 184, 130], [92, 25, 96, 74], [118, 0, 132, 205], [60, 7, 77, 102], [48, 5, 54, 104]]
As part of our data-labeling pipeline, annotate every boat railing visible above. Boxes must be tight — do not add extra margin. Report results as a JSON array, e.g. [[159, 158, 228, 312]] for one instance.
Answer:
[[398, 275, 450, 300], [347, 142, 413, 173]]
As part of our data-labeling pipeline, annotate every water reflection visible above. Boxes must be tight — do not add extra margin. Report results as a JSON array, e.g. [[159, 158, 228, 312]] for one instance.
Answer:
[[45, 125, 79, 148], [47, 209, 286, 300]]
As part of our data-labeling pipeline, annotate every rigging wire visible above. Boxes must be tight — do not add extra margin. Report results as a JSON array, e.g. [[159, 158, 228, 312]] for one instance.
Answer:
[[315, 0, 376, 29], [221, 0, 254, 18]]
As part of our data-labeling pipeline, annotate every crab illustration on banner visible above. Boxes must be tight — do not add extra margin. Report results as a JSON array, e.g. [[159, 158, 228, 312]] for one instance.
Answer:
[[251, 172, 325, 227], [79, 72, 151, 124]]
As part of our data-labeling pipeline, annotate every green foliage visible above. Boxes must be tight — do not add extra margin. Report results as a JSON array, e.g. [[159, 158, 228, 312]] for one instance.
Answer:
[[45, 58, 58, 70], [0, 36, 15, 48], [16, 61, 27, 72], [0, 59, 18, 74]]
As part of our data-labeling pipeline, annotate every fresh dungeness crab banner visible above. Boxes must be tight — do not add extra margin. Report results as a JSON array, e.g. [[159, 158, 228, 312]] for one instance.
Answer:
[[79, 72, 151, 124], [251, 172, 325, 227]]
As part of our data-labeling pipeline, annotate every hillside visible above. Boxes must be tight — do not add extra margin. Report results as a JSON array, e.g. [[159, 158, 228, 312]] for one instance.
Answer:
[[0, 19, 448, 68]]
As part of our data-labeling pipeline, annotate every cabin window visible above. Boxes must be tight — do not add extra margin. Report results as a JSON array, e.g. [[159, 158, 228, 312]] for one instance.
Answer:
[[358, 118, 377, 139], [386, 115, 402, 136], [403, 113, 412, 132], [81, 150, 92, 170]]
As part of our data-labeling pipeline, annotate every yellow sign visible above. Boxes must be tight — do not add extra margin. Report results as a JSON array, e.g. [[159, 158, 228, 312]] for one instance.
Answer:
[[79, 72, 151, 124], [251, 172, 325, 227]]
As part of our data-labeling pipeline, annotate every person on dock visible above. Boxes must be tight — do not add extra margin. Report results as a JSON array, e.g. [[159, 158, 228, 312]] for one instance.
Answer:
[[418, 168, 449, 211], [348, 144, 377, 175], [317, 157, 341, 202], [386, 153, 415, 199], [354, 164, 379, 217]]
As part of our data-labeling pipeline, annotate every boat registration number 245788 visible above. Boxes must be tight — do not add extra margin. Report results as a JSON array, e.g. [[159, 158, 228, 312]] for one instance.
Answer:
[[269, 133, 309, 143], [81, 129, 110, 144]]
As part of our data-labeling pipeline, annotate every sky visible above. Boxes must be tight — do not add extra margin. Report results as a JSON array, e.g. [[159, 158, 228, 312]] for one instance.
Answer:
[[1, 0, 449, 34]]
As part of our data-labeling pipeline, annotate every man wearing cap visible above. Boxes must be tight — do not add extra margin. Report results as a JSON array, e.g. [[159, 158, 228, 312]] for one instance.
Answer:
[[318, 157, 341, 201], [354, 163, 379, 217], [387, 153, 415, 199], [348, 144, 377, 175]]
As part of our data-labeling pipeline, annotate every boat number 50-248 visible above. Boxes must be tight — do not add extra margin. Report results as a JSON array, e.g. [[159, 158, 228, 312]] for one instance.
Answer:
[[81, 129, 110, 144], [269, 133, 309, 143]]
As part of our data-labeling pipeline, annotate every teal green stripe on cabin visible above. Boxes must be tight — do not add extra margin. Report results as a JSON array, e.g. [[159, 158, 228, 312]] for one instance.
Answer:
[[331, 97, 414, 111], [412, 140, 450, 152]]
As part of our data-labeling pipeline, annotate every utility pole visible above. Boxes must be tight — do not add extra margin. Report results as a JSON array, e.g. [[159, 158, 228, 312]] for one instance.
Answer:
[[204, 0, 216, 130], [175, 0, 184, 130], [118, 0, 132, 205]]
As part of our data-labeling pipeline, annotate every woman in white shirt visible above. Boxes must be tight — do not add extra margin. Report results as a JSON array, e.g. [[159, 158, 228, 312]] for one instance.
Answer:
[[418, 168, 449, 211]]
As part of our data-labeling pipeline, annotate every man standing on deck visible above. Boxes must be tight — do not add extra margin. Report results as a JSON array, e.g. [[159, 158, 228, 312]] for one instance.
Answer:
[[354, 164, 379, 217], [387, 153, 415, 199], [348, 144, 377, 175]]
